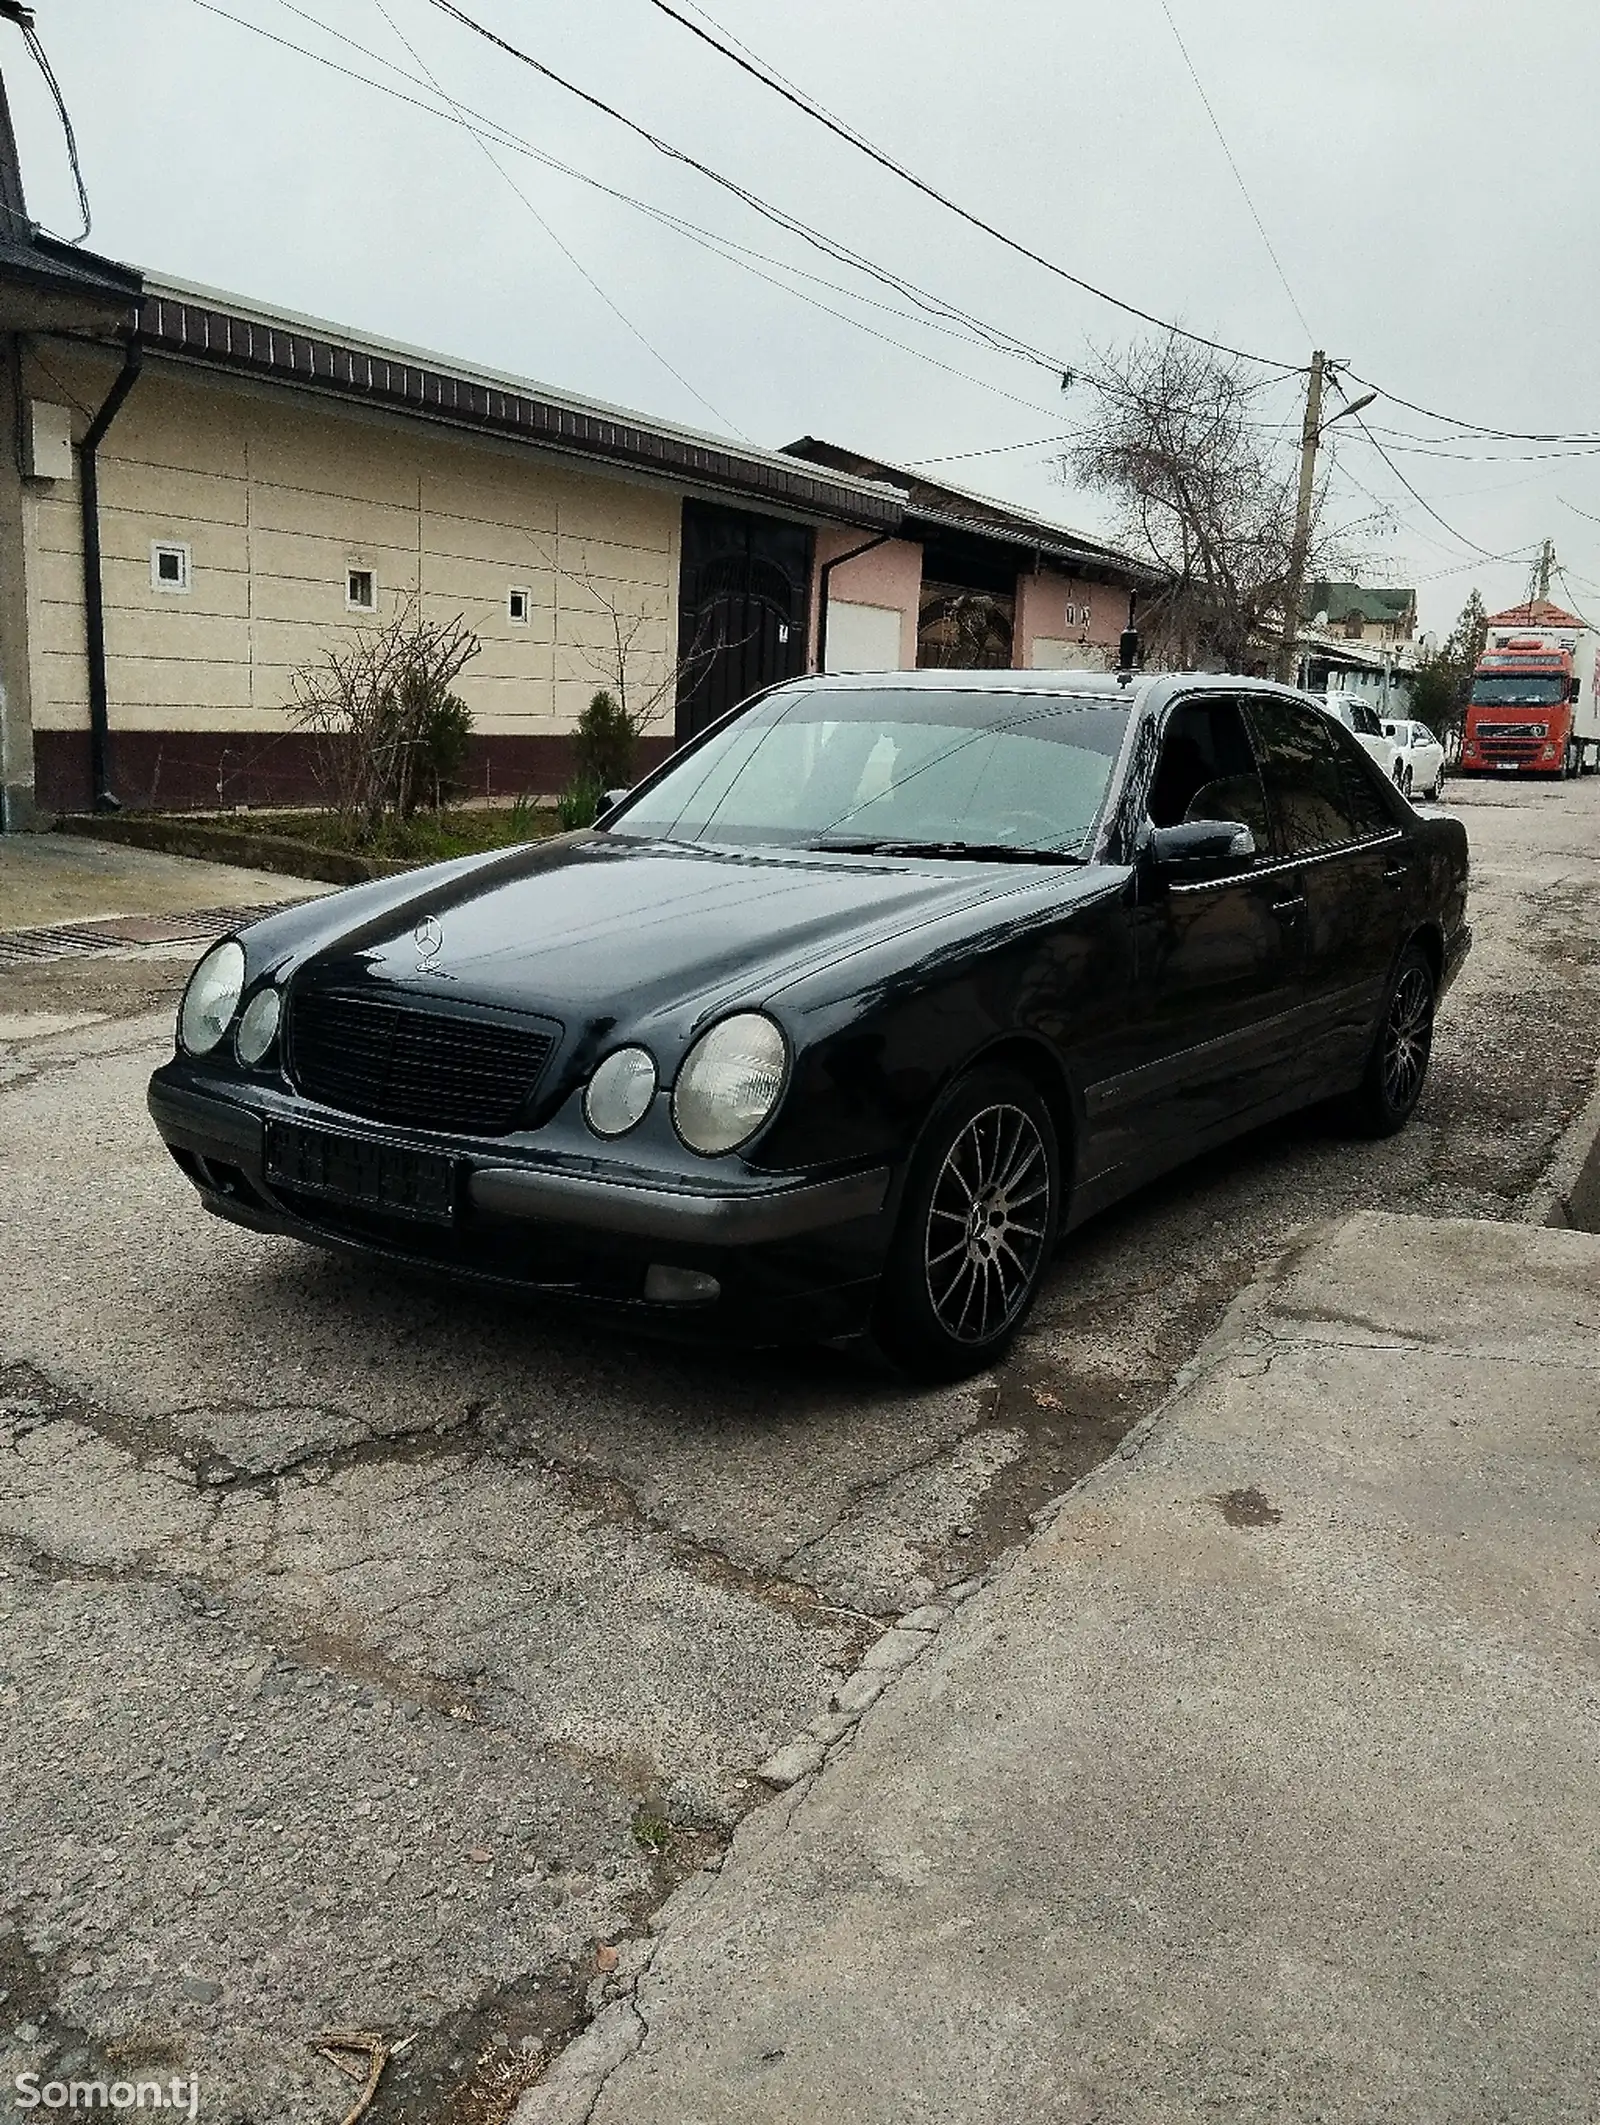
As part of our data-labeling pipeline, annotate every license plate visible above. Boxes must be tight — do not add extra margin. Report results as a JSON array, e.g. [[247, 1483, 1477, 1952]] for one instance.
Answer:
[[265, 1121, 457, 1224], [1496, 762, 1519, 772]]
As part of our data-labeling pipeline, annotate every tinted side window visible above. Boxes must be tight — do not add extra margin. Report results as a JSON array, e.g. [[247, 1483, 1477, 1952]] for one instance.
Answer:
[[1337, 740, 1399, 838], [1245, 697, 1368, 854], [1147, 696, 1271, 851]]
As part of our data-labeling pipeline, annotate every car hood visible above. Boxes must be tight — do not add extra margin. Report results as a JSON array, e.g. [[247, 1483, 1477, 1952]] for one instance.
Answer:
[[275, 832, 1078, 1031]]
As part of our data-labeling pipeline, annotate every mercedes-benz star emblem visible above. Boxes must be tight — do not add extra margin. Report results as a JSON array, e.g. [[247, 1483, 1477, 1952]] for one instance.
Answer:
[[413, 915, 444, 974]]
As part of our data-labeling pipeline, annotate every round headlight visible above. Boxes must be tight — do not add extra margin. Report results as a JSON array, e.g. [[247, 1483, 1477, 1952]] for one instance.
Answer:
[[672, 1013, 787, 1156], [179, 940, 245, 1056], [235, 985, 282, 1067], [583, 1045, 657, 1138]]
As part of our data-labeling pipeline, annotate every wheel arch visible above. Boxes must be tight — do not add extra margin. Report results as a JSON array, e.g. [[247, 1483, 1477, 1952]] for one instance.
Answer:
[[954, 1032, 1080, 1179], [1405, 920, 1444, 989]]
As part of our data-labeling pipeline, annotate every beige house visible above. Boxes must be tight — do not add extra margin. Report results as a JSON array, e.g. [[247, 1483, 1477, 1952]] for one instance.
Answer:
[[0, 79, 1150, 830]]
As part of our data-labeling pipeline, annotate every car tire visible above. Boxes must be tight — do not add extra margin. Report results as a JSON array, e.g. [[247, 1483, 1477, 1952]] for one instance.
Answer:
[[1341, 945, 1436, 1138], [1401, 765, 1413, 799], [1565, 740, 1582, 779], [873, 1067, 1060, 1382]]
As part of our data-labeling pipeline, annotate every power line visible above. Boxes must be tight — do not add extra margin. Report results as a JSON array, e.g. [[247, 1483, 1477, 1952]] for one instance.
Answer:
[[15, 11, 90, 241], [908, 432, 1077, 467], [1151, 0, 1313, 344], [452, 0, 1303, 371], [641, 0, 1600, 446], [189, 1, 1076, 420], [255, 0, 1076, 375], [366, 0, 744, 435], [1342, 368, 1600, 447], [1329, 374, 1504, 559]]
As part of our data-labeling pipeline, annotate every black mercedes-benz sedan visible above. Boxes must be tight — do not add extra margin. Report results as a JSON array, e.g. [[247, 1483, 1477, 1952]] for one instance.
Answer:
[[149, 672, 1470, 1378]]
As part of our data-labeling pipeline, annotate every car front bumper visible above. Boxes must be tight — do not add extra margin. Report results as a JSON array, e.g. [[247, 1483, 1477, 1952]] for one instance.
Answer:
[[147, 1068, 894, 1344]]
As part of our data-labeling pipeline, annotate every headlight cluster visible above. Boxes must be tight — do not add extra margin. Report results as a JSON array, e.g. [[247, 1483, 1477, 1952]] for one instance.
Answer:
[[178, 941, 281, 1068], [581, 1012, 787, 1155]]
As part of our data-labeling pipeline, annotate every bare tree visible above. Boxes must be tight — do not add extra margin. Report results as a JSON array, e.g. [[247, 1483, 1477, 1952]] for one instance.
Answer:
[[289, 595, 480, 836], [1067, 337, 1345, 672], [562, 566, 724, 751]]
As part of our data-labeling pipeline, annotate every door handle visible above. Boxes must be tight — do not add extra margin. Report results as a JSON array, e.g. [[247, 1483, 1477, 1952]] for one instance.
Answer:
[[1383, 861, 1410, 885], [1270, 893, 1307, 917]]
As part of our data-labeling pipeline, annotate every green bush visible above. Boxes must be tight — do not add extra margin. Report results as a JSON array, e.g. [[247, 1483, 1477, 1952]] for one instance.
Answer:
[[407, 690, 474, 812], [571, 689, 638, 794]]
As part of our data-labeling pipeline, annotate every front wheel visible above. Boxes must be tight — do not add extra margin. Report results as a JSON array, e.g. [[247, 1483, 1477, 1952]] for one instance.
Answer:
[[874, 1068, 1060, 1381], [1400, 764, 1414, 799], [1341, 946, 1436, 1138]]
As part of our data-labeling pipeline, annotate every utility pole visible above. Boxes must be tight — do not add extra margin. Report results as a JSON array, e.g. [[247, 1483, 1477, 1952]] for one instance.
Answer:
[[1536, 537, 1555, 603], [1275, 350, 1325, 685], [1274, 354, 1376, 684]]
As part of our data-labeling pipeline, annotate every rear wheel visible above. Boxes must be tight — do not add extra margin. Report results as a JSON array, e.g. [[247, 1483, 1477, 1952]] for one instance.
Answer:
[[1566, 739, 1582, 779], [874, 1068, 1060, 1381], [1342, 945, 1435, 1138], [1400, 764, 1414, 799]]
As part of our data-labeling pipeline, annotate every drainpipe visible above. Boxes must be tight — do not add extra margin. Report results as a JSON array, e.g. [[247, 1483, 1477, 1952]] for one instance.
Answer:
[[81, 334, 142, 810], [816, 530, 893, 673]]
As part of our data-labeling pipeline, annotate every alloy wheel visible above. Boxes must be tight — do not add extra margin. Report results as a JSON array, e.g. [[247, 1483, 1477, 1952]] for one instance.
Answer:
[[923, 1102, 1050, 1344], [1382, 965, 1433, 1112]]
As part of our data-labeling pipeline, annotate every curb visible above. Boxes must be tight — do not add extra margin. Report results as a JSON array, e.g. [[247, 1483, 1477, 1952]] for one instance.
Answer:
[[54, 814, 413, 887]]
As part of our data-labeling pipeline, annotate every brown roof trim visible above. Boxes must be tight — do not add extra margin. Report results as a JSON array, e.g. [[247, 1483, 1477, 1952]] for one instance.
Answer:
[[137, 291, 902, 529], [783, 435, 1156, 582]]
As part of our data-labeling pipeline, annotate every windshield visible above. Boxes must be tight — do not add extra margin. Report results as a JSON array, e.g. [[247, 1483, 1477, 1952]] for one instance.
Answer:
[[1470, 674, 1568, 706], [610, 686, 1132, 856]]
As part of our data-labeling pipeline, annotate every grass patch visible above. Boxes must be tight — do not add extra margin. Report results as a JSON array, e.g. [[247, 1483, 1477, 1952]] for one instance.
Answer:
[[631, 1808, 672, 1854], [259, 801, 562, 863]]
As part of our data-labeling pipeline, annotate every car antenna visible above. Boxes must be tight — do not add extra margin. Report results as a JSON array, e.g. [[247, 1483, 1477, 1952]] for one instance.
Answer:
[[1117, 593, 1141, 687]]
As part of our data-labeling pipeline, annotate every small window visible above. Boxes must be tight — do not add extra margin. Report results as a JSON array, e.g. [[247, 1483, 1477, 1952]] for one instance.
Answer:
[[507, 585, 530, 625], [346, 567, 375, 611], [151, 540, 190, 593]]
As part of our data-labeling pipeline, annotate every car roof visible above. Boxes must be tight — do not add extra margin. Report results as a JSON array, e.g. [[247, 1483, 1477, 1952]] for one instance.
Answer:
[[785, 667, 1133, 696], [780, 669, 1316, 707]]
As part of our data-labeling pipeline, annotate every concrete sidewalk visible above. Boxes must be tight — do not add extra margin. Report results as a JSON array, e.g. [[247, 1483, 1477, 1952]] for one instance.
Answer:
[[0, 828, 321, 930], [527, 1211, 1600, 2124]]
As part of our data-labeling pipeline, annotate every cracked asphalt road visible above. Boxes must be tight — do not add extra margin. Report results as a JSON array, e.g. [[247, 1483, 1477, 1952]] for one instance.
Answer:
[[3, 779, 1600, 2124]]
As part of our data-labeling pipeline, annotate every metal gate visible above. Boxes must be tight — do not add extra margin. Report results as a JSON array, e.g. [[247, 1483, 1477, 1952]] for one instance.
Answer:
[[675, 502, 813, 744]]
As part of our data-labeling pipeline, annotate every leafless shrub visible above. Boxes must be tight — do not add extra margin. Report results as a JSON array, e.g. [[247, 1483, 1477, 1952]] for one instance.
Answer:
[[289, 597, 481, 836]]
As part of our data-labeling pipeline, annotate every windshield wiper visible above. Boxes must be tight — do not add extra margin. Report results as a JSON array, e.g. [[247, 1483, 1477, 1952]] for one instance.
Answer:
[[807, 837, 1083, 864]]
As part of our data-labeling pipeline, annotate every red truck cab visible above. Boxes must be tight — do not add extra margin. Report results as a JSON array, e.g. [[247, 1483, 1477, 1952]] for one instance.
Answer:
[[1459, 604, 1598, 778]]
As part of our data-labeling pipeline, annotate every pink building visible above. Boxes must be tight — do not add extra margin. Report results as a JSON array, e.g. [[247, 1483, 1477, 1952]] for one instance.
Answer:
[[784, 439, 1146, 684]]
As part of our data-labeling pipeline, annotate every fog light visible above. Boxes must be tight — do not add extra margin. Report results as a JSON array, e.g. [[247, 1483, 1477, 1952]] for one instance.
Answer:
[[644, 1265, 720, 1305]]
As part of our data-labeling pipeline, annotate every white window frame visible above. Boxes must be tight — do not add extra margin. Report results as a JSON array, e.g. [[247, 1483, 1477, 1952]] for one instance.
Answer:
[[150, 540, 191, 594], [345, 566, 376, 612], [507, 585, 532, 626]]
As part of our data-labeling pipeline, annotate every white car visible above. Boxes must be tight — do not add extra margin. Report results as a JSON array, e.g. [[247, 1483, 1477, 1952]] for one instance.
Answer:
[[1382, 718, 1446, 801], [1313, 694, 1404, 785]]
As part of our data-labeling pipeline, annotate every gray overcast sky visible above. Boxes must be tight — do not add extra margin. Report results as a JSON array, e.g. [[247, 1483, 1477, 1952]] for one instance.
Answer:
[[9, 0, 1600, 636]]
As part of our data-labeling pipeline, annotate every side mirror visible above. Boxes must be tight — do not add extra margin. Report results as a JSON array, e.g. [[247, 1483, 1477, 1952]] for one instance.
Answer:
[[1147, 819, 1257, 881], [1570, 677, 1582, 702]]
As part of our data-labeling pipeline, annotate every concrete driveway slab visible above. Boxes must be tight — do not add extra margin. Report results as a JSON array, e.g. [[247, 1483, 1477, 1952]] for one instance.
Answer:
[[0, 829, 322, 929], [571, 1211, 1600, 2125]]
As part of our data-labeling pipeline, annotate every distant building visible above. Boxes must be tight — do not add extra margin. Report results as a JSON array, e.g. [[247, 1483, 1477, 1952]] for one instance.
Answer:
[[781, 439, 1153, 680], [1302, 580, 1418, 645]]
